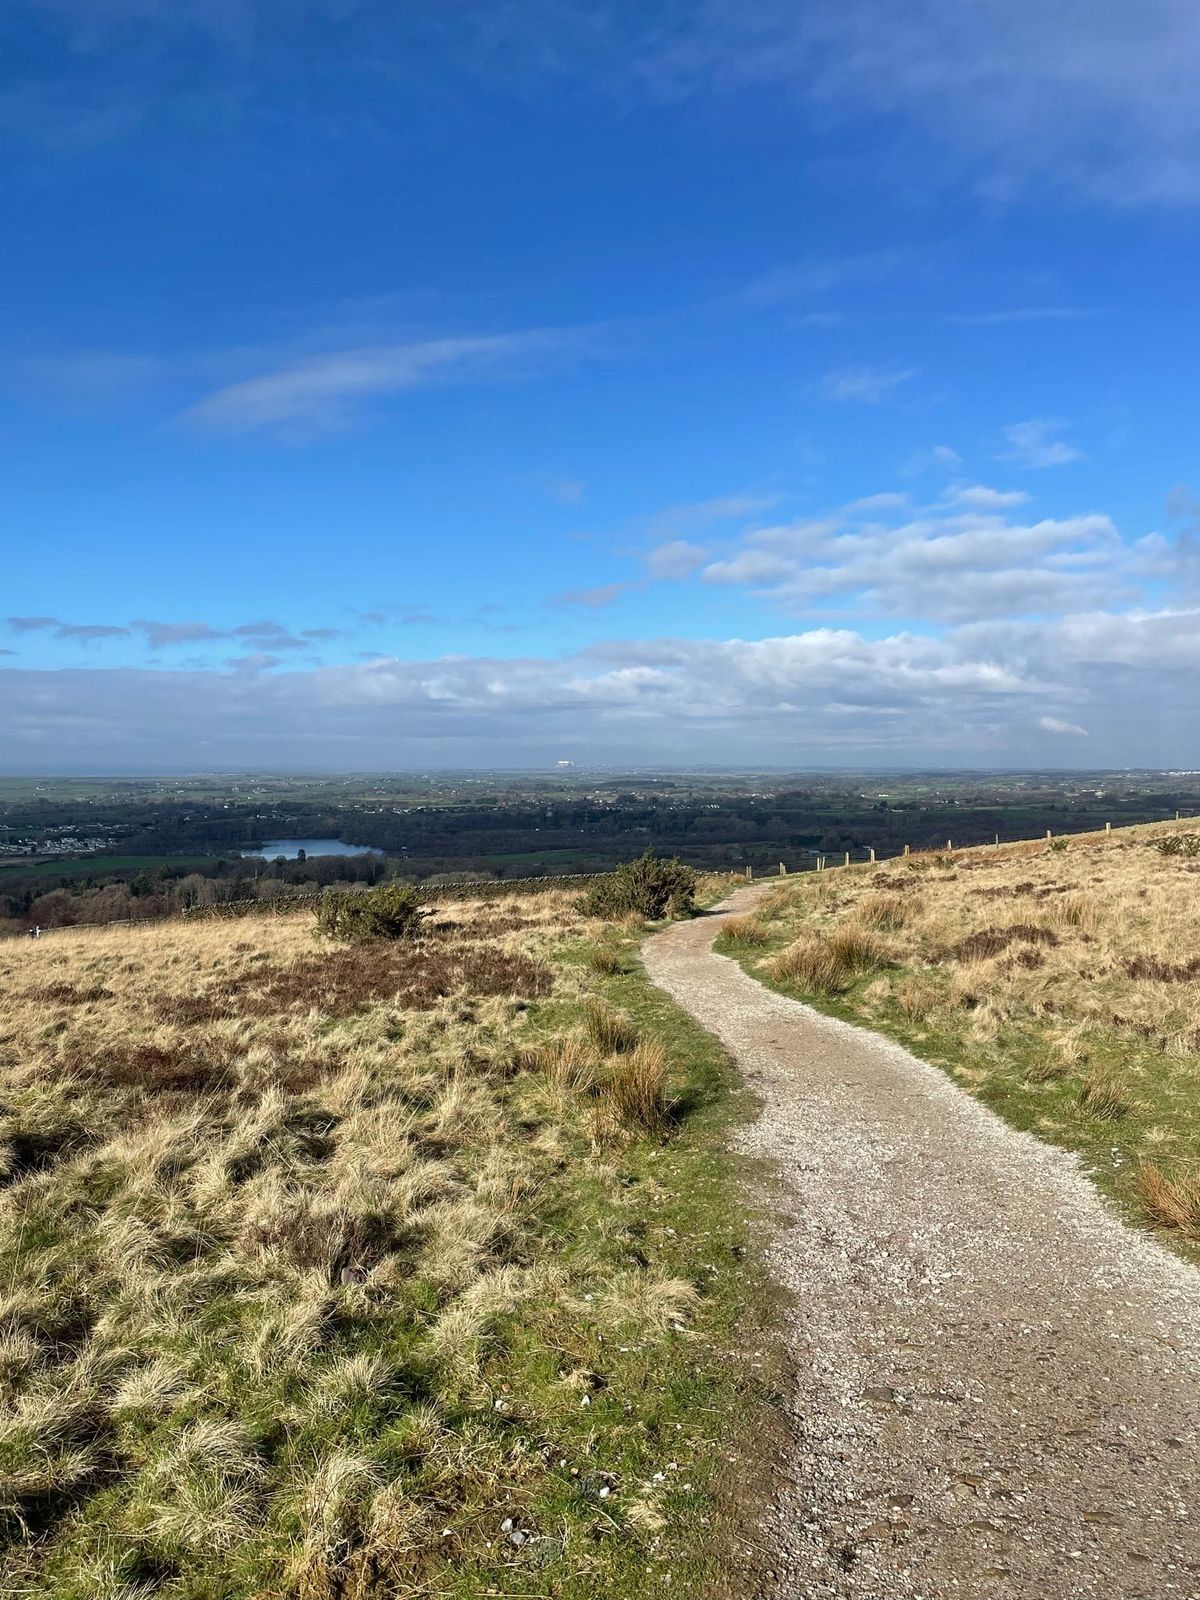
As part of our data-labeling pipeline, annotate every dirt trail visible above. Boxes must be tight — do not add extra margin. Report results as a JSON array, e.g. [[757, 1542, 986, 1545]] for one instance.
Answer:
[[645, 885, 1200, 1600]]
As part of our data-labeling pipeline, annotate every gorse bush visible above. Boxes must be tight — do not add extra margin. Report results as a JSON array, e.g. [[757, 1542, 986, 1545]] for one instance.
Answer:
[[580, 850, 697, 921], [315, 881, 424, 942]]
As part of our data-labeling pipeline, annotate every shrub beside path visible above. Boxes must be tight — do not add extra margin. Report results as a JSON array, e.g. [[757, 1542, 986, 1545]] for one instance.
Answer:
[[645, 883, 1200, 1599]]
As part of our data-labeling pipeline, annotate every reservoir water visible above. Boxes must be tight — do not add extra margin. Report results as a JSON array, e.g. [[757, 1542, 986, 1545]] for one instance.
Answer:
[[241, 839, 381, 860]]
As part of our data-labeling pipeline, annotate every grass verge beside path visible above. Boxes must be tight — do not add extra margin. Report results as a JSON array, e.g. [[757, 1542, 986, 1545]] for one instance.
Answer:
[[716, 821, 1200, 1262], [0, 888, 773, 1599]]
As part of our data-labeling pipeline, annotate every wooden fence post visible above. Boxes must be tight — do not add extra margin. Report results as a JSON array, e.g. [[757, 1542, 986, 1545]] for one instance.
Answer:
[[1106, 821, 1112, 833], [746, 865, 753, 882], [903, 844, 910, 856], [780, 862, 787, 876], [869, 846, 876, 863]]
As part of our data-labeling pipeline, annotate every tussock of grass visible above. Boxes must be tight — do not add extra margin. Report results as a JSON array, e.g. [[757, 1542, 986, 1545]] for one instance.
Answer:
[[583, 994, 639, 1054], [771, 923, 884, 993], [599, 1041, 668, 1135], [854, 891, 916, 930], [719, 913, 770, 946], [587, 943, 627, 975], [1077, 1071, 1130, 1120], [1138, 1161, 1200, 1233]]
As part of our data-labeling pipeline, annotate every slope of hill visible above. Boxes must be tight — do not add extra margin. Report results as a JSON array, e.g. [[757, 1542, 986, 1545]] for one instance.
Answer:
[[0, 890, 763, 1599], [719, 819, 1200, 1249]]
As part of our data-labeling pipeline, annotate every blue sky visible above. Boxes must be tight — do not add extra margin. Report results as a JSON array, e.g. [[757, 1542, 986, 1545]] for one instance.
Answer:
[[3, 1, 1200, 770]]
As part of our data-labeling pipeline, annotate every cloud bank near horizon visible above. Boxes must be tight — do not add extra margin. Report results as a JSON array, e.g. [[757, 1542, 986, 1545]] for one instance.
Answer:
[[4, 606, 1200, 771], [5, 474, 1200, 770]]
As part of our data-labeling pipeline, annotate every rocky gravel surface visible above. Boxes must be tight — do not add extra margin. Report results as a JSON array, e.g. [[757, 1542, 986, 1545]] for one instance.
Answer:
[[645, 885, 1200, 1600]]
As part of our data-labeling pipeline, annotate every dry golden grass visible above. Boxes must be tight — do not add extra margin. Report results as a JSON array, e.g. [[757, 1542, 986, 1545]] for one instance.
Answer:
[[720, 913, 770, 945], [854, 891, 917, 931], [749, 819, 1200, 1243], [0, 887, 714, 1596], [598, 1041, 668, 1136], [770, 923, 884, 993], [1138, 1161, 1200, 1232]]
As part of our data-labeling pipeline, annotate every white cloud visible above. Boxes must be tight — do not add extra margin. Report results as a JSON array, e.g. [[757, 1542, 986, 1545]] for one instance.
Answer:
[[186, 329, 586, 434], [1002, 418, 1083, 468], [5, 608, 1200, 768], [693, 500, 1129, 623], [700, 551, 797, 586], [904, 444, 962, 477], [638, 493, 786, 538], [844, 492, 909, 514], [645, 540, 710, 579], [944, 484, 1030, 510], [822, 365, 917, 403]]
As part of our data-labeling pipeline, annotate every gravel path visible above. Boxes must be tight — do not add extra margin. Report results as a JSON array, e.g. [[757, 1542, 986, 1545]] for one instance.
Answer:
[[644, 885, 1200, 1600]]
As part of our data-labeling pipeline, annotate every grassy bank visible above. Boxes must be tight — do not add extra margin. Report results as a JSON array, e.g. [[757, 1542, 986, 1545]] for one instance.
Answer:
[[0, 886, 767, 1597], [717, 820, 1200, 1257]]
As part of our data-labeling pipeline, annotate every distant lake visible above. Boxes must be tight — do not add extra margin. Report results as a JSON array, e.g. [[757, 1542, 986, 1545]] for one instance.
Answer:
[[242, 838, 381, 860]]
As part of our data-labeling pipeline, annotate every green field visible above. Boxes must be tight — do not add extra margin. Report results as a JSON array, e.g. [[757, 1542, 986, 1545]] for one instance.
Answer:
[[0, 852, 219, 881]]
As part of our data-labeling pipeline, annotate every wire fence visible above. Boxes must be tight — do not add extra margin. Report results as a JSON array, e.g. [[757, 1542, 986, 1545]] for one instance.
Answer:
[[9, 814, 1194, 939]]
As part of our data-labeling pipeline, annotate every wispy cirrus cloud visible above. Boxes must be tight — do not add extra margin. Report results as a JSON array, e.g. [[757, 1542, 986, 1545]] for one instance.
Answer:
[[821, 365, 917, 403], [638, 493, 787, 539], [731, 250, 907, 308], [185, 328, 591, 435], [946, 307, 1097, 326], [14, 2, 1200, 207]]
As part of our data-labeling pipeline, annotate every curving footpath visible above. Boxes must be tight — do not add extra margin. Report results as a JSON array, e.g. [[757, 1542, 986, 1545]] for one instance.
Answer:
[[644, 885, 1200, 1600]]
